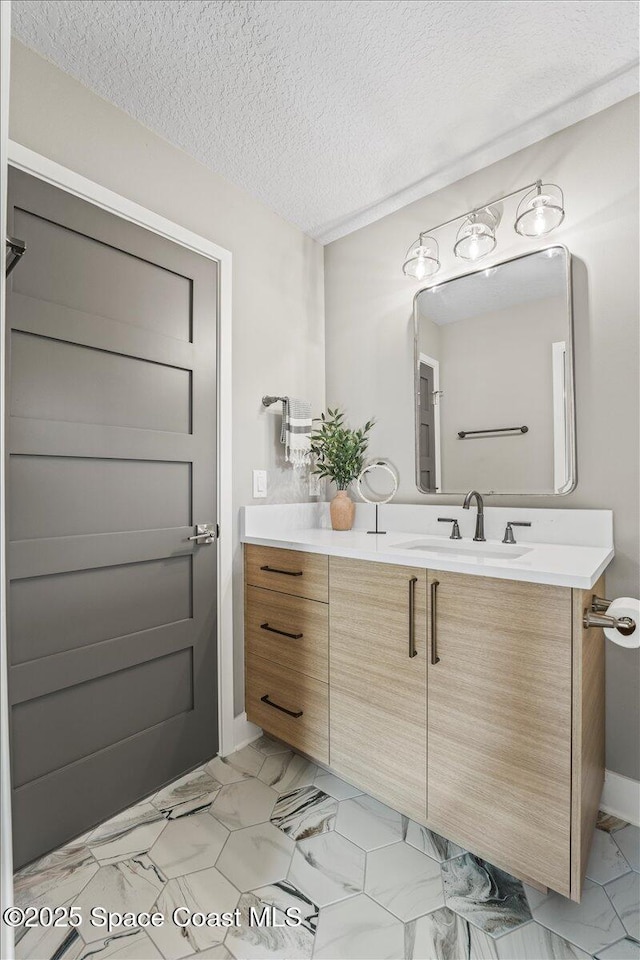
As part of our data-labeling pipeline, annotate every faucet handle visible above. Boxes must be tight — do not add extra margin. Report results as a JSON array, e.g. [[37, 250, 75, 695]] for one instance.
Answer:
[[438, 517, 462, 540], [502, 521, 532, 544]]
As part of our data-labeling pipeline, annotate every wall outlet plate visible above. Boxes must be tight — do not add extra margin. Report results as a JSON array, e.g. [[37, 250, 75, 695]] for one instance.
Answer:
[[309, 473, 321, 497], [253, 469, 267, 498]]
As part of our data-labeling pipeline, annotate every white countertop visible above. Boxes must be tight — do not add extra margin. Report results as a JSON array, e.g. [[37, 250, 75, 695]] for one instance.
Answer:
[[241, 503, 614, 589]]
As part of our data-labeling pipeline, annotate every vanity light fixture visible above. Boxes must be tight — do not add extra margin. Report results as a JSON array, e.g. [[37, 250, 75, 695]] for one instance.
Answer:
[[453, 209, 497, 262], [402, 233, 440, 280], [515, 182, 565, 237], [402, 178, 565, 279]]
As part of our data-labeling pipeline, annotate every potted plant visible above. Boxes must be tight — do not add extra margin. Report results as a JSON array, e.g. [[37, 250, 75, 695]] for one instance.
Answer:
[[311, 408, 375, 530]]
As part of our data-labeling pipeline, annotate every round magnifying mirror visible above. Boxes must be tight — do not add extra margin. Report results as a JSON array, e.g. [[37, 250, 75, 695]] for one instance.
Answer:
[[356, 460, 399, 534]]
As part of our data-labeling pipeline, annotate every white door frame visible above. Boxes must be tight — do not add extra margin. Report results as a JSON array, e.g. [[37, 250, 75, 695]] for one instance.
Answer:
[[4, 143, 235, 753], [419, 352, 442, 492], [1, 7, 15, 959]]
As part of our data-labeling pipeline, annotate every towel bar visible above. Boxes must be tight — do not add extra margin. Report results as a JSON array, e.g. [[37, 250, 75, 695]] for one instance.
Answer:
[[458, 425, 528, 439], [262, 395, 287, 407]]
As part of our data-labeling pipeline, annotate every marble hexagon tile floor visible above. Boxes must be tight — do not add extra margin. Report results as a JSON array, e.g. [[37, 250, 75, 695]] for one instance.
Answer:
[[12, 737, 640, 960]]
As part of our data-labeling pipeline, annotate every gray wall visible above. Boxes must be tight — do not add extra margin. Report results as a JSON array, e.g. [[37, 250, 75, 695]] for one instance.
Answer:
[[325, 96, 640, 781], [9, 40, 326, 716]]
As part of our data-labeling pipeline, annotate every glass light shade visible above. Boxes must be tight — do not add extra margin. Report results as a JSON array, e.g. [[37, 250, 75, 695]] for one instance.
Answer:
[[454, 210, 497, 261], [515, 184, 564, 237], [403, 235, 440, 280]]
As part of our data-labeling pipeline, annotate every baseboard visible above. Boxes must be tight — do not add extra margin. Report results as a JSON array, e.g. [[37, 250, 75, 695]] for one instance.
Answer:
[[600, 769, 640, 826], [231, 712, 262, 753]]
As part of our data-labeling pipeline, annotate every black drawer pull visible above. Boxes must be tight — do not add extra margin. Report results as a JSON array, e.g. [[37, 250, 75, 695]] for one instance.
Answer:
[[260, 694, 303, 718], [409, 577, 418, 658], [431, 579, 440, 665], [260, 622, 303, 640], [260, 565, 304, 577]]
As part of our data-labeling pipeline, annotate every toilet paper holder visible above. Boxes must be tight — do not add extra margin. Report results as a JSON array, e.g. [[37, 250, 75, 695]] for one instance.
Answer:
[[583, 596, 636, 636]]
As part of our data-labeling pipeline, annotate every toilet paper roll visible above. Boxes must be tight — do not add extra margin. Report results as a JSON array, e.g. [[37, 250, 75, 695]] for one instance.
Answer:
[[604, 597, 640, 649]]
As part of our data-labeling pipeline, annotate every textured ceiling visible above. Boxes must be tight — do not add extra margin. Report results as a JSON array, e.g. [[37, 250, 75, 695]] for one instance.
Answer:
[[417, 249, 566, 325], [11, 0, 639, 242]]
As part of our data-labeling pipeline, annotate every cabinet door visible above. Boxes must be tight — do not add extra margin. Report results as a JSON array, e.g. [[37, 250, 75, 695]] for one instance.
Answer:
[[427, 571, 572, 895], [330, 558, 427, 822]]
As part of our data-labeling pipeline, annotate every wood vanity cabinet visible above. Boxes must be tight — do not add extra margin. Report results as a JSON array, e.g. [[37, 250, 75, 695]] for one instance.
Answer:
[[427, 571, 573, 894], [244, 545, 329, 763], [244, 544, 604, 901], [329, 558, 428, 823]]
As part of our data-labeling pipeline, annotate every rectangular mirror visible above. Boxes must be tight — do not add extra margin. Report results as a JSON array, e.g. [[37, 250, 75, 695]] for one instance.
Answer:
[[414, 245, 575, 495]]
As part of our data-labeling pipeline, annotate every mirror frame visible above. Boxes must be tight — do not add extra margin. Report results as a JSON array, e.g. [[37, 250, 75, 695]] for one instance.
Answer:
[[413, 244, 576, 497]]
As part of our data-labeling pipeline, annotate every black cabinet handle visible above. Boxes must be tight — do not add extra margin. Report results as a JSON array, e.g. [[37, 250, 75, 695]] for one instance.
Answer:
[[409, 577, 418, 658], [260, 622, 303, 640], [260, 694, 303, 718], [430, 579, 440, 664], [260, 565, 303, 577]]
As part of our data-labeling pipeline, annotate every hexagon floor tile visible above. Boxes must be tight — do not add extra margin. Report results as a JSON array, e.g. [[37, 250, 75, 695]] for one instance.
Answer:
[[216, 821, 295, 892], [148, 811, 229, 879], [613, 825, 640, 872], [270, 785, 337, 840], [604, 871, 640, 940], [405, 819, 465, 862], [258, 751, 318, 794], [288, 831, 365, 906], [586, 828, 633, 885], [182, 948, 233, 960], [148, 866, 241, 958], [496, 921, 591, 959], [225, 880, 318, 960], [151, 766, 221, 819], [526, 878, 626, 955], [314, 770, 363, 800], [211, 777, 278, 830], [442, 853, 532, 936], [14, 739, 639, 960], [85, 801, 168, 864], [313, 893, 404, 960], [405, 905, 496, 960], [249, 734, 291, 757], [14, 841, 99, 912], [35, 929, 165, 959], [334, 794, 404, 851], [72, 856, 166, 943], [206, 745, 264, 784], [596, 939, 640, 960], [365, 841, 444, 921]]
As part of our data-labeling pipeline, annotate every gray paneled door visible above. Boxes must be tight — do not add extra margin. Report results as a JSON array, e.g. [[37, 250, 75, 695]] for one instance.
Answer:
[[6, 168, 219, 867]]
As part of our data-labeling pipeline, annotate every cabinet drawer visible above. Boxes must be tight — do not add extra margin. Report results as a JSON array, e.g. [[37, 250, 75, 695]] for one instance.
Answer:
[[246, 585, 328, 682], [245, 545, 328, 602], [246, 655, 328, 764]]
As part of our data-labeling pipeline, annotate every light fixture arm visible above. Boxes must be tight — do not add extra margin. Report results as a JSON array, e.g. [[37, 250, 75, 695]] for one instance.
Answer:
[[413, 179, 543, 241]]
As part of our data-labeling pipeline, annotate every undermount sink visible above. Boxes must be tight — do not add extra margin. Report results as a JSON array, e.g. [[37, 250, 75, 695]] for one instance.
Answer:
[[396, 539, 532, 560]]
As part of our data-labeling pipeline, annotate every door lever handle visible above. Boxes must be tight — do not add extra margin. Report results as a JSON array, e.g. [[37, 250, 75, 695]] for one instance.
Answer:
[[188, 523, 216, 544]]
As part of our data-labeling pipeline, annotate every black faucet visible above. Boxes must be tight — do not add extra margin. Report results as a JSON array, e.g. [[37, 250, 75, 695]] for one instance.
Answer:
[[463, 490, 485, 542]]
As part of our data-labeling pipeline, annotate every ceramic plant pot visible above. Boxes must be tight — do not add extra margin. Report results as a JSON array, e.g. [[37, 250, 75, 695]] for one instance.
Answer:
[[330, 489, 355, 531]]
